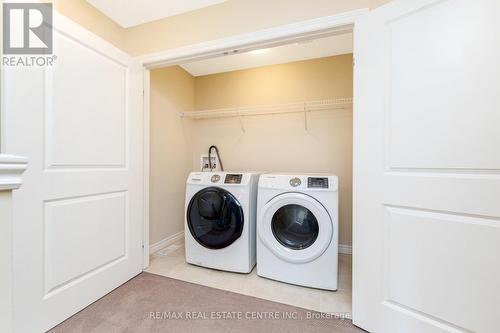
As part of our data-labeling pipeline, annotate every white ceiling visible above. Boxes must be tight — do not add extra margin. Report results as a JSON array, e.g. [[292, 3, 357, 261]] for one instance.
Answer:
[[180, 33, 353, 77], [87, 0, 227, 28]]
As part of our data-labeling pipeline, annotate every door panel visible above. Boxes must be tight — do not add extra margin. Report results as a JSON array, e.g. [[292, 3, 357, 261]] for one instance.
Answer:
[[44, 191, 127, 294], [3, 13, 143, 333], [259, 193, 333, 264], [385, 206, 500, 331], [388, 0, 500, 170], [47, 32, 127, 168], [353, 0, 500, 332], [271, 204, 319, 250], [187, 187, 244, 249]]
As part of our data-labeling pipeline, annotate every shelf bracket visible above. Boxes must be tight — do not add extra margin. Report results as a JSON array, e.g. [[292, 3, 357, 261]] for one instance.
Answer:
[[238, 114, 246, 133], [304, 103, 309, 132]]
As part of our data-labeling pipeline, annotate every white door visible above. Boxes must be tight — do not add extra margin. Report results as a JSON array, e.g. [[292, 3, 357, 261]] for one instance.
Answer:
[[353, 0, 500, 332], [2, 13, 144, 333]]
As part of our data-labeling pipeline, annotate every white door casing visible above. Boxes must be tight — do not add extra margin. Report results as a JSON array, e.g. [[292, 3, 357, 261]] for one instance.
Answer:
[[3, 13, 144, 333], [353, 0, 500, 332]]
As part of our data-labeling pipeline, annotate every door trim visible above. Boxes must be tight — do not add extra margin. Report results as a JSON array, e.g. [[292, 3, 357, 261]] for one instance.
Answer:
[[142, 69, 150, 268], [136, 9, 366, 69]]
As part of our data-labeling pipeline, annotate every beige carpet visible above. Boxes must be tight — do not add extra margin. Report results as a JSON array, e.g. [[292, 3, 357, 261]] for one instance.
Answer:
[[50, 272, 365, 333]]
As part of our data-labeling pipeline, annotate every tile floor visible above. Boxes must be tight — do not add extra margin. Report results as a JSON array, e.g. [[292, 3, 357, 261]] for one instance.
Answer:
[[146, 240, 352, 315]]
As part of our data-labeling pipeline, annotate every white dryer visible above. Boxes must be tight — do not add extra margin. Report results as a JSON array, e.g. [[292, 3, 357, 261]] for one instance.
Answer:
[[256, 174, 339, 290], [185, 171, 260, 273]]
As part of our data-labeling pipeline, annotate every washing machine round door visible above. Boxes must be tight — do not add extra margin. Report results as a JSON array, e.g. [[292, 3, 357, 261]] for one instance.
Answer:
[[187, 187, 244, 249], [258, 192, 333, 263]]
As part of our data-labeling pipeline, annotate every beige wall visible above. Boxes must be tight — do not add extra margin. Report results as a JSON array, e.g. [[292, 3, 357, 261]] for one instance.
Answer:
[[52, 0, 390, 56], [125, 0, 390, 55], [190, 55, 353, 246], [195, 55, 352, 109], [51, 0, 126, 51], [149, 67, 194, 244]]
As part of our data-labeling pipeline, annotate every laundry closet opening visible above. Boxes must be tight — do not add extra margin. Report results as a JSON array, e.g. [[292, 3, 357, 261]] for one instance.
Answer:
[[146, 32, 354, 314]]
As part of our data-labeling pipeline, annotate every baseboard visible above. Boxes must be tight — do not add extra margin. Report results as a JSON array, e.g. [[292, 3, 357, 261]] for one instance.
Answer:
[[338, 244, 352, 255], [149, 231, 185, 254], [151, 234, 351, 255]]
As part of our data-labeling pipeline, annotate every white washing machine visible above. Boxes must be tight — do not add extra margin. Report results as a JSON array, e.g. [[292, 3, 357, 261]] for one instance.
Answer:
[[257, 173, 339, 290], [185, 171, 260, 273]]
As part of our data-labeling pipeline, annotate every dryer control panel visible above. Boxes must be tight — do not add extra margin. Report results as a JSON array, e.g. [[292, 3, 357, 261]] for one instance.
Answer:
[[224, 174, 243, 184], [258, 174, 338, 191], [307, 177, 329, 189]]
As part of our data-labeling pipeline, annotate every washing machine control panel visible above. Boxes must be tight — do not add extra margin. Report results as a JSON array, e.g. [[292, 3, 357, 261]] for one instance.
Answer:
[[307, 177, 329, 189], [224, 174, 243, 184], [289, 177, 301, 187]]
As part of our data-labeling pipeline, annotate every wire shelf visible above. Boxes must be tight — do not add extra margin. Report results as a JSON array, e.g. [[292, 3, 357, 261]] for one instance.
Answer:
[[180, 98, 352, 119]]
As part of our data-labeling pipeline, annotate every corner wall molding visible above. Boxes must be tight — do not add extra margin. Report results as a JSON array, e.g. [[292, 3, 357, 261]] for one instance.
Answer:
[[0, 155, 28, 191], [149, 231, 185, 254]]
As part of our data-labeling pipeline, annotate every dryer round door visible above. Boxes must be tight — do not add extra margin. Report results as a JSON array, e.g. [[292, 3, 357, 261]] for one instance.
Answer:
[[258, 192, 333, 264], [187, 187, 244, 249]]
